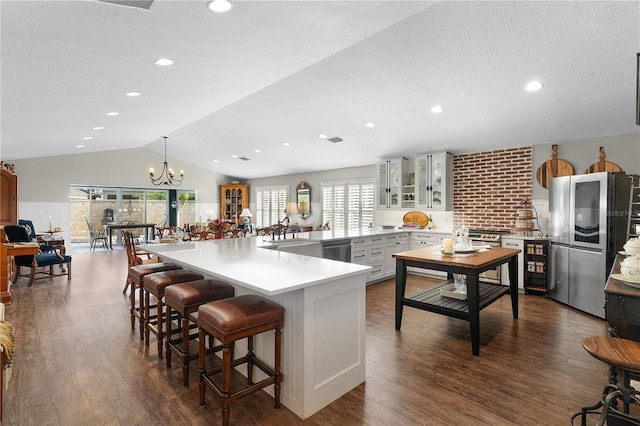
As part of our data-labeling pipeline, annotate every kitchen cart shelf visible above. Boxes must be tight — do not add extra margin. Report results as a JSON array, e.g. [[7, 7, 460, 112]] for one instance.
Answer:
[[524, 240, 549, 295], [403, 280, 510, 319]]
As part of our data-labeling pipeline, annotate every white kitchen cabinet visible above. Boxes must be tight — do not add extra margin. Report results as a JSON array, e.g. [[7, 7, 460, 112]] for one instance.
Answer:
[[408, 231, 447, 277], [378, 157, 409, 209], [415, 152, 453, 211], [383, 235, 399, 277], [501, 237, 524, 291], [351, 232, 410, 284], [397, 233, 409, 252], [350, 238, 367, 266]]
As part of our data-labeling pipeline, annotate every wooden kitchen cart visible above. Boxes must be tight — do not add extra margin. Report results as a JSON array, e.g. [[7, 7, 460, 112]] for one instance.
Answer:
[[220, 184, 249, 225], [394, 246, 519, 356]]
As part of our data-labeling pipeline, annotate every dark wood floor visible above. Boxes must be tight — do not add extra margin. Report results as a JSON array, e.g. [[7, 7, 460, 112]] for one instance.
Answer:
[[3, 249, 613, 425]]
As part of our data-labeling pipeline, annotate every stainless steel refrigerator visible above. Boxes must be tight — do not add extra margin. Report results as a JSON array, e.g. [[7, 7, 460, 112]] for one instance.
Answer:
[[548, 172, 633, 319]]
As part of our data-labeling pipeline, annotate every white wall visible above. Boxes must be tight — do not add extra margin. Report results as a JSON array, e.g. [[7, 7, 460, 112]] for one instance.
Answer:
[[7, 132, 639, 234], [11, 147, 231, 203]]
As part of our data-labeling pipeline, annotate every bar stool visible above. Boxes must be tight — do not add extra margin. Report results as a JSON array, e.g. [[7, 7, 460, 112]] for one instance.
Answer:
[[571, 336, 640, 425], [165, 279, 235, 385], [143, 270, 204, 358], [128, 262, 182, 338], [198, 295, 284, 426]]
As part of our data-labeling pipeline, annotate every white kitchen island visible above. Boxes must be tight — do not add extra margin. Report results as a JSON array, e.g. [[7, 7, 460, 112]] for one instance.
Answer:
[[144, 237, 370, 419]]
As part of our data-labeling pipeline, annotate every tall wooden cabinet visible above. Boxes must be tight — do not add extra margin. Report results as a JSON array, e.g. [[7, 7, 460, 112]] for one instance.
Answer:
[[219, 184, 249, 224], [0, 163, 18, 226]]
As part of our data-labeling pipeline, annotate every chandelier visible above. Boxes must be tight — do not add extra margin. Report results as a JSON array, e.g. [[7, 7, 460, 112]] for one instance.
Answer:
[[149, 136, 184, 186]]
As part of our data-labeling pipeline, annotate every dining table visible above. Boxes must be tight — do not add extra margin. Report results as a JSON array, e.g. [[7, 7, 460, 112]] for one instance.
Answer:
[[105, 223, 156, 249], [393, 245, 520, 356]]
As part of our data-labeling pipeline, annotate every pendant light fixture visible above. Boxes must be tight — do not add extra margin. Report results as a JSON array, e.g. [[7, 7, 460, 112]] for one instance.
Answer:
[[149, 136, 184, 186]]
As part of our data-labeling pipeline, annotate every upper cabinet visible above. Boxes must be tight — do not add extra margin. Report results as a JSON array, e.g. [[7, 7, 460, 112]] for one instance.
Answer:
[[415, 152, 453, 211], [378, 158, 409, 209], [220, 184, 249, 225]]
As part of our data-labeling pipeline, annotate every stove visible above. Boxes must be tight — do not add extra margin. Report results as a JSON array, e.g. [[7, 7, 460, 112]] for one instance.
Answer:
[[468, 230, 507, 284], [468, 230, 508, 243]]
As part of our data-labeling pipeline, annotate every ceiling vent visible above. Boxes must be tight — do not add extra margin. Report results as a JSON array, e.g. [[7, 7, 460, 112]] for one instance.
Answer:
[[238, 157, 250, 161], [328, 137, 343, 144], [98, 0, 154, 10]]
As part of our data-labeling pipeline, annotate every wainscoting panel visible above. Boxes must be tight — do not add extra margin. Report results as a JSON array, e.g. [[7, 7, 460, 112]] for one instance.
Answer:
[[18, 202, 70, 244]]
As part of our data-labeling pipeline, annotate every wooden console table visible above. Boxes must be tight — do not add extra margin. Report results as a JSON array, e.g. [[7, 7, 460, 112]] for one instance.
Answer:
[[394, 246, 520, 356], [1, 242, 40, 304]]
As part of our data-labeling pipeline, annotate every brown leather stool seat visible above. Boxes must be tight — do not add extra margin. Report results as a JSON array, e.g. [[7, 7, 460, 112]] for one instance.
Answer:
[[165, 279, 235, 385], [198, 295, 284, 426], [143, 269, 204, 358], [128, 262, 182, 338], [571, 336, 640, 425]]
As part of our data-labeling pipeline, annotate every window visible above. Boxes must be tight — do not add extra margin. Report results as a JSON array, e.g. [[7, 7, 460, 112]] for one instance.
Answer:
[[69, 185, 195, 246], [322, 179, 375, 231], [255, 185, 288, 227]]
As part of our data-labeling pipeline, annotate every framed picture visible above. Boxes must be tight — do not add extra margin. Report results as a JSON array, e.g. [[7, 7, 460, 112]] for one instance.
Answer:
[[637, 52, 640, 125]]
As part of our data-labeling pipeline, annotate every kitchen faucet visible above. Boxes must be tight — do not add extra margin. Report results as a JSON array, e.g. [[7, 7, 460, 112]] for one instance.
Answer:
[[273, 216, 293, 240]]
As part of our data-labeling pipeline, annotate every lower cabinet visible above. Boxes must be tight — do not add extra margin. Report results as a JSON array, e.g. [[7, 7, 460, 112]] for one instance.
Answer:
[[351, 232, 410, 284], [408, 231, 447, 277], [501, 237, 524, 291]]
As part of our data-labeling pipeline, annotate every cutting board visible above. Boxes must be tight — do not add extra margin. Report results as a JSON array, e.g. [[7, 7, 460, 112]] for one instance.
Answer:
[[402, 211, 429, 228], [585, 147, 622, 173], [536, 144, 574, 189]]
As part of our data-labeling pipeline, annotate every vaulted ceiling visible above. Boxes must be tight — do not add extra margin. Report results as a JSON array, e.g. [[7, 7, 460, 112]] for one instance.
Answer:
[[2, 1, 639, 179]]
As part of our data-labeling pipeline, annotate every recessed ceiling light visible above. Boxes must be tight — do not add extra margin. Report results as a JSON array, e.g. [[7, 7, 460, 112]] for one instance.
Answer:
[[232, 155, 239, 159], [255, 149, 262, 153], [365, 122, 376, 128], [106, 112, 119, 116], [213, 160, 219, 163], [83, 137, 93, 140], [154, 58, 174, 66], [318, 134, 328, 139], [283, 143, 291, 147], [207, 0, 233, 12], [125, 91, 141, 97], [430, 105, 443, 113], [76, 145, 85, 148], [525, 80, 543, 92], [93, 126, 104, 130]]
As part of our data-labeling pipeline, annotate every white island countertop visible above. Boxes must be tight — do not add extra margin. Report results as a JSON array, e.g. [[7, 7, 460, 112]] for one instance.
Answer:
[[143, 235, 370, 419], [143, 237, 370, 296]]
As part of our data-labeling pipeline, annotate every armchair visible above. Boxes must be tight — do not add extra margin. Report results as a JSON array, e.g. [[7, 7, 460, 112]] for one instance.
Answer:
[[3, 225, 71, 287], [18, 219, 55, 253]]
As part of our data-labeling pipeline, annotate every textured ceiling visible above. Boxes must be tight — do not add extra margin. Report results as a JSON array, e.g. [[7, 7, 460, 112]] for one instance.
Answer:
[[2, 1, 639, 179]]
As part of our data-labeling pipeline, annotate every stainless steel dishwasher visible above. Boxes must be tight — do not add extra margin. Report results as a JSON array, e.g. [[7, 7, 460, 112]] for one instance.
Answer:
[[321, 239, 352, 262]]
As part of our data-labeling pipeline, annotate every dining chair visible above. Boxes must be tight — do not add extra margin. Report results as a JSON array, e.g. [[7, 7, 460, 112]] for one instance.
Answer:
[[122, 230, 154, 294], [85, 217, 108, 251]]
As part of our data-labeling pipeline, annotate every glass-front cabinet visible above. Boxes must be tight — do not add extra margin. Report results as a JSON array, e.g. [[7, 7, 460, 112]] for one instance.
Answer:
[[378, 158, 408, 209], [220, 184, 249, 224], [415, 152, 453, 211]]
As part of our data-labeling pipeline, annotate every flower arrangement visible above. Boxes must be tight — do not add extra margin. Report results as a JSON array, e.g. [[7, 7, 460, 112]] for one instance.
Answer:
[[208, 219, 232, 239]]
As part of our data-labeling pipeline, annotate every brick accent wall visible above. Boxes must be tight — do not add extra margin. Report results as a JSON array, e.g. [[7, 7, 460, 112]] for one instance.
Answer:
[[453, 146, 532, 231]]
